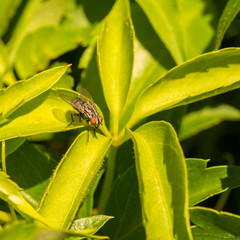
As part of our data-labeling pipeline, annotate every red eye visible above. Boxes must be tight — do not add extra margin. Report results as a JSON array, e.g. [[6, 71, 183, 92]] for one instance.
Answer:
[[99, 115, 103, 122], [90, 118, 97, 125]]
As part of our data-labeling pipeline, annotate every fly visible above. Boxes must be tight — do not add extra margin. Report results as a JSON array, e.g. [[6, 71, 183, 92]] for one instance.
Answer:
[[60, 88, 103, 141]]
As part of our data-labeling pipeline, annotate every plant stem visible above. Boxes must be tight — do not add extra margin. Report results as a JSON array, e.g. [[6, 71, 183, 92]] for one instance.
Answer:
[[98, 145, 118, 213], [215, 189, 231, 211], [1, 141, 6, 173], [1, 141, 17, 220]]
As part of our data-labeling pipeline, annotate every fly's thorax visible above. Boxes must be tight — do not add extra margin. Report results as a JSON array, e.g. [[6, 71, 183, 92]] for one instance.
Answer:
[[83, 101, 97, 118], [71, 98, 85, 114]]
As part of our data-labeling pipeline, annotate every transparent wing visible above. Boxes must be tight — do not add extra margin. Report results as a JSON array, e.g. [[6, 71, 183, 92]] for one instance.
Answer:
[[76, 87, 94, 102], [59, 93, 74, 104]]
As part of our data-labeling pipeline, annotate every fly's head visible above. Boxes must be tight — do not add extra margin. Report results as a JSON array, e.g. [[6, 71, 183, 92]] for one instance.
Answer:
[[90, 115, 103, 128]]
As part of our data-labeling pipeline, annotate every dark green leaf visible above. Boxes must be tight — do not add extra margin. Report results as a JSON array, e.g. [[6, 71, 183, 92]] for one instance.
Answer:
[[187, 158, 240, 206], [215, 0, 240, 50], [179, 105, 240, 140], [191, 207, 240, 239], [6, 141, 57, 206], [103, 165, 145, 240]]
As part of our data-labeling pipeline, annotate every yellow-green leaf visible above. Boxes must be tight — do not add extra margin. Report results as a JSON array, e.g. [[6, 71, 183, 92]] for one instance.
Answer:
[[0, 65, 69, 121], [38, 131, 112, 229], [127, 48, 240, 129], [129, 121, 192, 240], [0, 171, 46, 224], [98, 0, 134, 133]]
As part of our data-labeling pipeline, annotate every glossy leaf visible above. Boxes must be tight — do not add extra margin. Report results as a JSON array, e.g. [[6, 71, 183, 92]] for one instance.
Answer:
[[38, 131, 111, 229], [98, 0, 134, 132], [215, 0, 240, 50], [0, 171, 46, 224], [127, 48, 240, 129], [0, 65, 69, 121], [129, 121, 192, 240], [187, 158, 240, 206], [190, 207, 240, 239], [179, 104, 240, 140]]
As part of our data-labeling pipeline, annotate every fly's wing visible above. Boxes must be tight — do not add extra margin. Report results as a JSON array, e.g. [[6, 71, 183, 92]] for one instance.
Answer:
[[59, 93, 74, 105], [76, 87, 94, 103]]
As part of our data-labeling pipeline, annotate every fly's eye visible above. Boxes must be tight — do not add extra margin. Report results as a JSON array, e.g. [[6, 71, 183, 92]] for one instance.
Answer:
[[99, 115, 103, 122], [90, 118, 97, 125]]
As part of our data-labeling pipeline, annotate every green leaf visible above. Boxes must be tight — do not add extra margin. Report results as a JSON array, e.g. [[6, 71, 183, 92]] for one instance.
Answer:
[[0, 65, 69, 121], [120, 38, 170, 130], [215, 0, 240, 50], [128, 121, 192, 240], [0, 40, 16, 87], [38, 131, 112, 229], [0, 221, 109, 240], [7, 0, 68, 64], [71, 215, 113, 234], [135, 0, 184, 64], [0, 138, 26, 157], [14, 26, 94, 79], [98, 0, 134, 133], [103, 165, 145, 240], [179, 104, 240, 140], [0, 210, 12, 223], [136, 0, 215, 63], [0, 221, 40, 240], [186, 158, 240, 206], [190, 207, 240, 239], [0, 89, 90, 141], [6, 141, 57, 206], [80, 47, 110, 129], [0, 171, 47, 224], [76, 169, 104, 218], [0, 0, 21, 36], [127, 48, 240, 129]]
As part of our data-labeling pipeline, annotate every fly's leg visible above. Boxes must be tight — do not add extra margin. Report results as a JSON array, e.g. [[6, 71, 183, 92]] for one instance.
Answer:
[[93, 127, 97, 138], [67, 112, 79, 127], [67, 112, 83, 127], [86, 120, 90, 143]]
